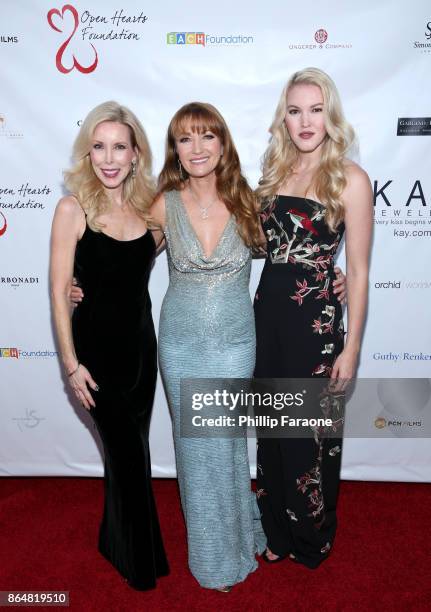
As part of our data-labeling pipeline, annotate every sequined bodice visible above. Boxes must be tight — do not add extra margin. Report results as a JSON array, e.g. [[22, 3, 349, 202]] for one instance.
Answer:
[[160, 189, 253, 344], [163, 189, 251, 285]]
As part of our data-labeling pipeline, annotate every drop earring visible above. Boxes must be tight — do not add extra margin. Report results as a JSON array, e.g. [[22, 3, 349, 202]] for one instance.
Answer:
[[178, 158, 185, 181], [131, 159, 137, 178]]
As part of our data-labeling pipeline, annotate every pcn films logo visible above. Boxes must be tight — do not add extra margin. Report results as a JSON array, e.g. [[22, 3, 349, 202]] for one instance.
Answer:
[[47, 4, 98, 74]]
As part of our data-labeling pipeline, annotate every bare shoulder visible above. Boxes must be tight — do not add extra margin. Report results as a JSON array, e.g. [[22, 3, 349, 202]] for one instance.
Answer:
[[55, 195, 85, 218], [149, 192, 166, 228], [52, 195, 85, 242], [151, 192, 166, 211], [342, 161, 373, 219], [343, 160, 372, 193]]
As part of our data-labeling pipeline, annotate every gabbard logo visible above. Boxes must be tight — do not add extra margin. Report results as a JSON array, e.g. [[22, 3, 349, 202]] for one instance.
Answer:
[[0, 212, 7, 237], [47, 5, 149, 74]]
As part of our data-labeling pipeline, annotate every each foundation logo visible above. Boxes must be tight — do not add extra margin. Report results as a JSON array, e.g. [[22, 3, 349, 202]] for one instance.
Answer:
[[0, 347, 18, 358], [314, 29, 328, 44], [12, 408, 45, 431], [166, 32, 254, 46], [397, 118, 431, 136], [0, 347, 58, 359], [47, 5, 149, 74]]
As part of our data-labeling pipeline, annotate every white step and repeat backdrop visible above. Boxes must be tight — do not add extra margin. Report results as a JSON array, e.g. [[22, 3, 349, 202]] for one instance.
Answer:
[[1, 1, 430, 480]]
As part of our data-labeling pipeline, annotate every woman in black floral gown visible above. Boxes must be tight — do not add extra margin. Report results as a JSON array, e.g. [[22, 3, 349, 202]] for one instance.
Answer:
[[254, 68, 373, 568]]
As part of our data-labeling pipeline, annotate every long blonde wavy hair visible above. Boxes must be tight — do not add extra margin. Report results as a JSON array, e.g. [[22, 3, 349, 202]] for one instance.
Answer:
[[257, 67, 355, 231], [157, 102, 262, 249], [64, 101, 154, 230]]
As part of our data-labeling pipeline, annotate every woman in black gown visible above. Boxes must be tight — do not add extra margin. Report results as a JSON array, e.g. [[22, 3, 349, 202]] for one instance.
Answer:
[[254, 68, 373, 568], [50, 101, 168, 590]]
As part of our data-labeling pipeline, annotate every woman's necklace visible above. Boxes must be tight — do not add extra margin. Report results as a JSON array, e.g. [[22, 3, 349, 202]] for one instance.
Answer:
[[189, 188, 218, 220]]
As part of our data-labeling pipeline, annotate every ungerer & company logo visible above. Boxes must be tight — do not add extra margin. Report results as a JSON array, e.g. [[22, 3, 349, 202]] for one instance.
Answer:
[[289, 28, 352, 50]]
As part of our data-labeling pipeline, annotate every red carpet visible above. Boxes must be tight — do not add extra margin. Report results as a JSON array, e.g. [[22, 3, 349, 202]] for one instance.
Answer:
[[0, 478, 430, 611]]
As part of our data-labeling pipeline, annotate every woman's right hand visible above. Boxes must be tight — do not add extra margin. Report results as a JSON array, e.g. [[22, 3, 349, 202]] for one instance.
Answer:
[[69, 278, 84, 307], [68, 363, 99, 410]]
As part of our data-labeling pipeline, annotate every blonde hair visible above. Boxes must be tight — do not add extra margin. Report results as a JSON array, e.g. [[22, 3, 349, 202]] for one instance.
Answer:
[[64, 101, 154, 230], [157, 102, 262, 249], [257, 67, 355, 231]]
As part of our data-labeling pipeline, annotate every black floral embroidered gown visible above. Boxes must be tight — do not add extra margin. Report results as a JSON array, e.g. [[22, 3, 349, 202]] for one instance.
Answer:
[[254, 195, 345, 569]]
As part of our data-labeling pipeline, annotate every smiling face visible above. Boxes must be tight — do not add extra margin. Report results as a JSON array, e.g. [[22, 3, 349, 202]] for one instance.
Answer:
[[284, 83, 327, 154], [89, 121, 137, 190], [174, 121, 223, 180]]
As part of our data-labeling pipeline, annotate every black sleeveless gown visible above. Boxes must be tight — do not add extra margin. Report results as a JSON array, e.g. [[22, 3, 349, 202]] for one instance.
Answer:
[[254, 195, 345, 569], [72, 224, 169, 590]]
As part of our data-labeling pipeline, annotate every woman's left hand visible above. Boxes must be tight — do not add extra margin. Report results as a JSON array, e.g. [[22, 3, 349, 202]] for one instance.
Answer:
[[333, 267, 347, 304], [330, 348, 358, 392]]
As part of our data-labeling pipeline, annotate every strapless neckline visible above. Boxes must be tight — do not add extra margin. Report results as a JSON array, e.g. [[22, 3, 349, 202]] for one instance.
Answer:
[[275, 194, 326, 208], [81, 223, 154, 245]]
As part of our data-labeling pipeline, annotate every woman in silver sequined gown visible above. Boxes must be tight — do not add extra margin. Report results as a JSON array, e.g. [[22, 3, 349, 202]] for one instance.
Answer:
[[152, 103, 266, 590]]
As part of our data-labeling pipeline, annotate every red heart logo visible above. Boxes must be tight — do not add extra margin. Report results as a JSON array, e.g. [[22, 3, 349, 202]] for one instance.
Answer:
[[47, 5, 78, 34], [47, 5, 98, 74], [0, 212, 7, 236]]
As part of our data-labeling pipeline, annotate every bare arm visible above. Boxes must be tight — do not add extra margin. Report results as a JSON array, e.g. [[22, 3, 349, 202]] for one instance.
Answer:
[[50, 196, 97, 408], [149, 193, 167, 255], [331, 164, 373, 381]]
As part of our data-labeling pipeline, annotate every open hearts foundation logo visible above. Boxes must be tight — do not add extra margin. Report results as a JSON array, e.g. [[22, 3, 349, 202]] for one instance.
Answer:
[[47, 4, 98, 74], [0, 212, 7, 237]]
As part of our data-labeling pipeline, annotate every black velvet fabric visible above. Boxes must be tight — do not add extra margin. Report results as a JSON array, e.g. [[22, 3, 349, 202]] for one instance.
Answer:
[[72, 224, 169, 590]]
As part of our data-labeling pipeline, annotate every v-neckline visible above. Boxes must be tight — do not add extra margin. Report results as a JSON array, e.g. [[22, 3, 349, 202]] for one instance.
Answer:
[[178, 192, 233, 259]]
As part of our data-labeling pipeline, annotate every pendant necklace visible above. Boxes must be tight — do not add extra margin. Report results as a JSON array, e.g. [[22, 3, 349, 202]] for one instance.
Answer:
[[189, 189, 217, 220]]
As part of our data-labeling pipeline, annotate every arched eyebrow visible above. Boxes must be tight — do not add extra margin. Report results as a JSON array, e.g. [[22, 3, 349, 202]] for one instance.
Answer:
[[286, 103, 323, 109]]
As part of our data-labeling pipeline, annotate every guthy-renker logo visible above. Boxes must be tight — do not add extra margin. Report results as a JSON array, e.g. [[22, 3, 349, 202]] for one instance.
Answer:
[[47, 4, 98, 74]]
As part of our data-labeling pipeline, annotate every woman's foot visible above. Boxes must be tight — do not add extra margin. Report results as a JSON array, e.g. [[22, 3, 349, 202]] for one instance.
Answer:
[[215, 585, 232, 593], [261, 548, 288, 563]]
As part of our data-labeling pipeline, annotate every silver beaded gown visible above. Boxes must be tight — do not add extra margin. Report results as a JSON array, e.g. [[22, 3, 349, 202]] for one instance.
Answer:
[[158, 190, 266, 589]]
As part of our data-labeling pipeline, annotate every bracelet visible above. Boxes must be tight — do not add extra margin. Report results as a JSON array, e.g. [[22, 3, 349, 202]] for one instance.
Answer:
[[67, 363, 80, 377]]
